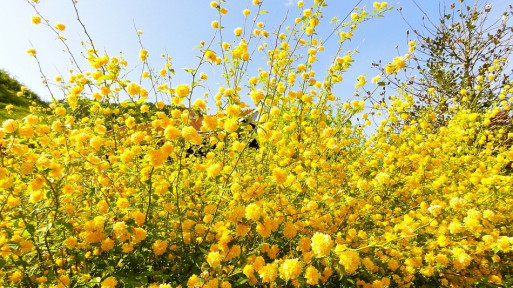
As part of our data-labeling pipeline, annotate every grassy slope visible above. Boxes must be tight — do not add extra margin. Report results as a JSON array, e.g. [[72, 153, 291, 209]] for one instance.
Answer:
[[0, 69, 47, 122]]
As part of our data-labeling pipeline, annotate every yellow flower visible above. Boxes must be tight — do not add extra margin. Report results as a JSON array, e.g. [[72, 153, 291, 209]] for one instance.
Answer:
[[226, 105, 241, 116], [19, 125, 34, 138], [309, 17, 319, 27], [54, 22, 66, 31], [362, 257, 375, 272], [127, 83, 141, 96], [55, 107, 66, 115], [152, 240, 168, 256], [122, 243, 134, 253], [279, 259, 302, 281], [27, 48, 36, 57], [113, 221, 130, 242], [187, 275, 200, 287], [147, 149, 166, 167], [205, 50, 217, 62], [101, 276, 118, 288], [130, 131, 146, 144], [3, 119, 18, 133], [182, 126, 198, 141], [234, 27, 243, 36], [101, 86, 111, 96], [355, 75, 366, 88], [132, 227, 147, 243], [245, 203, 262, 221], [131, 210, 146, 226], [139, 49, 148, 61], [305, 266, 321, 285], [338, 250, 360, 274], [125, 116, 136, 129], [243, 264, 254, 278], [387, 258, 399, 271], [283, 222, 297, 239], [393, 56, 405, 69], [175, 84, 190, 97], [311, 232, 333, 257], [203, 115, 218, 131], [64, 237, 78, 249], [101, 238, 114, 251], [272, 167, 287, 185], [156, 101, 165, 109], [211, 20, 219, 29], [10, 271, 23, 283], [243, 9, 251, 16], [193, 99, 206, 110], [116, 198, 129, 210], [259, 263, 278, 283], [164, 126, 181, 140], [224, 119, 238, 133], [31, 15, 41, 24], [207, 251, 222, 268]]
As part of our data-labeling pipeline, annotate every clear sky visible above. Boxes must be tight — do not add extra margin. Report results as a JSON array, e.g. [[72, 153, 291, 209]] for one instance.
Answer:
[[0, 0, 510, 105]]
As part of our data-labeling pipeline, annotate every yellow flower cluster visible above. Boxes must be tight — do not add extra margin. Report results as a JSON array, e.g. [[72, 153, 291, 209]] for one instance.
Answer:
[[2, 0, 513, 287]]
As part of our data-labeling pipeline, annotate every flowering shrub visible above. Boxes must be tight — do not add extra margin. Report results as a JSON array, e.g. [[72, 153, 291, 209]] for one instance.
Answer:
[[1, 0, 513, 287]]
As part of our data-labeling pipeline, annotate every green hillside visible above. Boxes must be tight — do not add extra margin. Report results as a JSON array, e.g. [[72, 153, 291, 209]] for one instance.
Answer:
[[0, 69, 47, 122]]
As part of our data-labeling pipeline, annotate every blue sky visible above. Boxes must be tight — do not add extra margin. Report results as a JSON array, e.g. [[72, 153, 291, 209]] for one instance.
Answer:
[[0, 0, 510, 105]]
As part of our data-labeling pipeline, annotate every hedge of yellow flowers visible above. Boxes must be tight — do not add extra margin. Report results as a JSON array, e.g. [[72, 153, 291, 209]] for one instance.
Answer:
[[2, 0, 513, 287]]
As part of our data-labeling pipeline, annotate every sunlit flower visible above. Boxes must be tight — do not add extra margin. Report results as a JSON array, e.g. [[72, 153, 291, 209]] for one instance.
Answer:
[[272, 167, 287, 185], [279, 259, 302, 281], [27, 48, 36, 57], [152, 240, 168, 256], [31, 15, 41, 24], [175, 84, 190, 97], [54, 22, 66, 31], [305, 266, 321, 285], [311, 232, 333, 257], [234, 27, 243, 36], [207, 251, 222, 268], [101, 276, 118, 288]]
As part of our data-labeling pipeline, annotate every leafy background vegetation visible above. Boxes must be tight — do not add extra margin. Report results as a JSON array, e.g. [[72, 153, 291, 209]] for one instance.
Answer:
[[0, 70, 47, 121]]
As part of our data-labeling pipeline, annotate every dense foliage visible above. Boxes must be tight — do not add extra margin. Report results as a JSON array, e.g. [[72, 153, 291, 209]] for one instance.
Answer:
[[0, 70, 46, 121], [1, 0, 512, 287]]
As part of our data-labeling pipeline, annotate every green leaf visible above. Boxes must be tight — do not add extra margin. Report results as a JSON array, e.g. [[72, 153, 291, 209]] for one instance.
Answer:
[[0, 258, 6, 269], [25, 224, 35, 235], [236, 277, 248, 285], [183, 68, 197, 74], [377, 81, 386, 86], [136, 97, 148, 104], [62, 222, 74, 232], [260, 10, 268, 14]]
